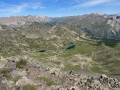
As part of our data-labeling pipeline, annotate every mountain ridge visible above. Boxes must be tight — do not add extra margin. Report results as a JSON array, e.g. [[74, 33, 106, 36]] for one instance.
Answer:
[[1, 13, 120, 40]]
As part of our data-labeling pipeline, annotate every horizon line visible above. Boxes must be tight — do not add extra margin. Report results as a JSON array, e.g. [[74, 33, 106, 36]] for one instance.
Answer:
[[0, 13, 119, 18]]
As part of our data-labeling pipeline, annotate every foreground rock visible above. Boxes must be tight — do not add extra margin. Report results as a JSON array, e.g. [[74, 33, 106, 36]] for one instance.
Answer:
[[16, 76, 35, 86], [0, 57, 120, 90]]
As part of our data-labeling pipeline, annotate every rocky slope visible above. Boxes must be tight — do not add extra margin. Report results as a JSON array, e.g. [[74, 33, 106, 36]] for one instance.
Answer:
[[0, 56, 120, 90]]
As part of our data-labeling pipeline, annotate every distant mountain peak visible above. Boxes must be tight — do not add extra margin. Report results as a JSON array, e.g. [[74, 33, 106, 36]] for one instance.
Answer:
[[0, 15, 51, 26]]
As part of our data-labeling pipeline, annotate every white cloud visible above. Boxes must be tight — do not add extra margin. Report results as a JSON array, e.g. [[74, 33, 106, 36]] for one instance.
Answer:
[[0, 4, 28, 14], [106, 2, 120, 5], [29, 3, 46, 9], [73, 0, 113, 8], [0, 2, 45, 16]]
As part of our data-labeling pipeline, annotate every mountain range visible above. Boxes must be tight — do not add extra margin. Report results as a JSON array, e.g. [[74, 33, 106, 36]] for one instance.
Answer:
[[0, 13, 120, 40], [0, 14, 120, 77], [0, 13, 120, 89]]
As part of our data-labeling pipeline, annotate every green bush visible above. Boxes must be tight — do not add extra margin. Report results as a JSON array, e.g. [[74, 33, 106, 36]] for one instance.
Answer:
[[23, 85, 37, 90], [16, 59, 27, 69], [0, 70, 11, 80], [0, 70, 8, 74]]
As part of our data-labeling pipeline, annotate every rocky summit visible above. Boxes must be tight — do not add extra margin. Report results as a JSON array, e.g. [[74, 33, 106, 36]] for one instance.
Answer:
[[0, 14, 120, 90]]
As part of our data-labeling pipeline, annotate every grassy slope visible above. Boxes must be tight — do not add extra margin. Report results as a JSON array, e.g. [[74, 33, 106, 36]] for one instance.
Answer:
[[0, 24, 120, 76]]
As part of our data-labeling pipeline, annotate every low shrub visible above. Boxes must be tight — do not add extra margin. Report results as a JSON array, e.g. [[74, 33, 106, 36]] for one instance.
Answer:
[[23, 84, 37, 90], [16, 59, 27, 69]]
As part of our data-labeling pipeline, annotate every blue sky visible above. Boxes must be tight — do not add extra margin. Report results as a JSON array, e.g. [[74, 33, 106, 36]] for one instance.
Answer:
[[0, 0, 120, 17]]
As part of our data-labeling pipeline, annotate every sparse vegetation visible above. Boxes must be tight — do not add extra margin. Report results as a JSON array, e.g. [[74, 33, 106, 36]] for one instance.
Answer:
[[91, 65, 104, 73], [63, 65, 81, 71], [0, 69, 11, 80], [16, 59, 27, 69], [39, 76, 58, 86], [51, 61, 61, 65], [14, 77, 20, 82], [23, 85, 37, 90]]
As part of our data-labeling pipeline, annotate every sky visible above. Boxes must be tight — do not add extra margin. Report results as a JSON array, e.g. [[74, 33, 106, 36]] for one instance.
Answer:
[[0, 0, 120, 17]]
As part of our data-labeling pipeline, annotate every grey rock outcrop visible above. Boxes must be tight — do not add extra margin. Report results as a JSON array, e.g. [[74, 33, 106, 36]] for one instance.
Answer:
[[16, 76, 35, 86]]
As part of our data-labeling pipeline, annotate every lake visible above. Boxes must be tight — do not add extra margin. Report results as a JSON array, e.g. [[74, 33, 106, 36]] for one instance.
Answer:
[[39, 50, 46, 52], [67, 45, 75, 50]]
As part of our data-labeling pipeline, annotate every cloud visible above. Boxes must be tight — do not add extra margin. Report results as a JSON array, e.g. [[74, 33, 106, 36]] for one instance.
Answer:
[[0, 2, 45, 16], [73, 0, 113, 8], [29, 3, 46, 9], [106, 2, 120, 6], [0, 4, 27, 14]]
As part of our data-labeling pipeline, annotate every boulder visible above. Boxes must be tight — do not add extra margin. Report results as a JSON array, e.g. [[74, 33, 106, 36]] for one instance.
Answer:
[[16, 76, 35, 86], [0, 61, 7, 69], [100, 74, 107, 79], [5, 61, 16, 69], [11, 70, 27, 78], [70, 86, 82, 90]]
